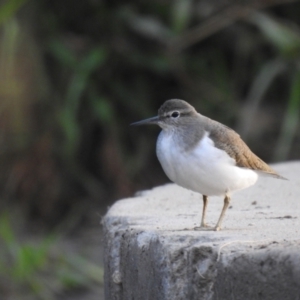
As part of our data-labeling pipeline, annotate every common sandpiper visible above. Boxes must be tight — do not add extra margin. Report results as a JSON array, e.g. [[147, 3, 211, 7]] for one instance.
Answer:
[[132, 99, 285, 231]]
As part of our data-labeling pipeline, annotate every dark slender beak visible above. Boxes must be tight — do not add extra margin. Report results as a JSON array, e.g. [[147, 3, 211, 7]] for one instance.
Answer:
[[130, 116, 159, 126]]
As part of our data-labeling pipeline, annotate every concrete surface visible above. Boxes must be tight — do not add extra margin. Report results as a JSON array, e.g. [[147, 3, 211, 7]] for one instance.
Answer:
[[103, 161, 300, 300]]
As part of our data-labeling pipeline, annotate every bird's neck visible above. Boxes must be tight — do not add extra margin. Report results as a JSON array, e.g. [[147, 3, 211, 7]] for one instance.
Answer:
[[161, 122, 206, 152]]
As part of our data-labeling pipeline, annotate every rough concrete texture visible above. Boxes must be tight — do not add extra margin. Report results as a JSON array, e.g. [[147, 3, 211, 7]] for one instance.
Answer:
[[103, 161, 300, 300]]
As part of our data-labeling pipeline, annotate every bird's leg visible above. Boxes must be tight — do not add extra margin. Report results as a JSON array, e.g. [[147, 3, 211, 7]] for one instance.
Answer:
[[214, 194, 231, 231], [194, 195, 210, 230], [200, 195, 208, 227]]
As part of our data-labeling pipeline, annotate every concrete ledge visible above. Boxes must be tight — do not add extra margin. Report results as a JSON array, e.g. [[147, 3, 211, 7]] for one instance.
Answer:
[[103, 161, 300, 300]]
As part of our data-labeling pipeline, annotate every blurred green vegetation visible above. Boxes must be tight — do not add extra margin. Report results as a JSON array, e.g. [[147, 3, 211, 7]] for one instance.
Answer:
[[0, 0, 300, 299], [0, 213, 103, 299], [0, 0, 299, 221]]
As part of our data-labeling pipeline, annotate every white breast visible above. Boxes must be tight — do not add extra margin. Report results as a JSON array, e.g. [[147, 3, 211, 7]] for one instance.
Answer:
[[156, 131, 258, 196]]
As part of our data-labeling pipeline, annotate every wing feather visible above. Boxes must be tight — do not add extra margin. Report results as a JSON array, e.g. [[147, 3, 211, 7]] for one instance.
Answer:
[[203, 118, 286, 180]]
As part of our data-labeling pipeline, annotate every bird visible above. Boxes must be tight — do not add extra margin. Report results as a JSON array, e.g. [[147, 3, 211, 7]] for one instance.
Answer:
[[131, 99, 286, 231]]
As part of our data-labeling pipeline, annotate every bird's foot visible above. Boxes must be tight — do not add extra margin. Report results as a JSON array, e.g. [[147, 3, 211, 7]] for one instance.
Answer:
[[194, 224, 222, 231], [194, 224, 213, 231]]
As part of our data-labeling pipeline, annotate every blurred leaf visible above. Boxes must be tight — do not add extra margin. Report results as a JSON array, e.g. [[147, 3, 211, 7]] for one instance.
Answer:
[[57, 263, 88, 288], [66, 73, 88, 106], [0, 214, 101, 297], [47, 39, 77, 68], [12, 235, 55, 281], [123, 6, 172, 41], [65, 255, 103, 283], [238, 59, 287, 138], [171, 0, 192, 34], [49, 42, 107, 73], [0, 214, 19, 258], [58, 107, 80, 158], [90, 93, 114, 124], [14, 245, 39, 279], [78, 47, 108, 73], [274, 67, 300, 161], [0, 0, 28, 26], [54, 46, 108, 159], [250, 12, 300, 57], [65, 47, 107, 106], [0, 214, 15, 244]]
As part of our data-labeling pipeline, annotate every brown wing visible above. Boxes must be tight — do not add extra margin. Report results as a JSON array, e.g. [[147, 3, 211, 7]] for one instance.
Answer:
[[204, 118, 285, 179]]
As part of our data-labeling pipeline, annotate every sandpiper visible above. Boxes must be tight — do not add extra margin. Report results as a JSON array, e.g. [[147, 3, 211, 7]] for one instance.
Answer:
[[132, 99, 285, 231]]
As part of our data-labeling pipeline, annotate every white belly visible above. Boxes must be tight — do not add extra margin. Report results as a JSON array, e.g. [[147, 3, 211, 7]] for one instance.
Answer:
[[156, 131, 258, 196]]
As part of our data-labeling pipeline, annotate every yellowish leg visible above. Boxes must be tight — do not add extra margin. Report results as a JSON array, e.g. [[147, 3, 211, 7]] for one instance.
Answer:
[[214, 195, 231, 231], [200, 195, 208, 227], [194, 195, 210, 230]]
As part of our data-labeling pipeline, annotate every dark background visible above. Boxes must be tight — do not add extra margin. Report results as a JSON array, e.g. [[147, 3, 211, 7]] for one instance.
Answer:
[[0, 0, 299, 299]]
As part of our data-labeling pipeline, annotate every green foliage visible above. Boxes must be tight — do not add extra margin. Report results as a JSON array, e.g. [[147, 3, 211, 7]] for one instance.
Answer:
[[0, 0, 28, 26], [49, 40, 108, 160], [250, 12, 300, 57], [170, 0, 192, 34], [0, 214, 103, 299], [243, 12, 300, 160], [1, 0, 300, 220], [89, 92, 114, 125], [274, 68, 300, 160], [40, 2, 300, 198], [0, 1, 300, 296]]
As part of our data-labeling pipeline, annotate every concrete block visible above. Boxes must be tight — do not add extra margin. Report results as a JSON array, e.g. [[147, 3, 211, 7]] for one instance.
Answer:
[[103, 161, 300, 300]]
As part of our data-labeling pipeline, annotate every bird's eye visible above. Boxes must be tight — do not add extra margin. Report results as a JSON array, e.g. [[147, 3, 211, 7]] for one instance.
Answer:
[[171, 111, 180, 118]]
